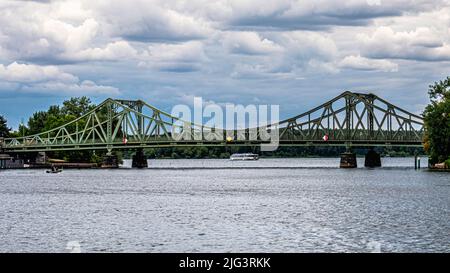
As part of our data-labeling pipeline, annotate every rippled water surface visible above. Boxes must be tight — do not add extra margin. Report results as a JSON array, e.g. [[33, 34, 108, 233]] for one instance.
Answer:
[[0, 157, 448, 252]]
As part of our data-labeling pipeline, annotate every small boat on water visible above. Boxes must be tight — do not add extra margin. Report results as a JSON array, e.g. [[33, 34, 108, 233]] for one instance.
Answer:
[[46, 169, 62, 174], [46, 166, 63, 173], [230, 153, 259, 161]]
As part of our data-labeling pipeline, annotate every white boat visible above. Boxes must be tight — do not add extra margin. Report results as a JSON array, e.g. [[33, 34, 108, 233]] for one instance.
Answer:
[[230, 153, 259, 161]]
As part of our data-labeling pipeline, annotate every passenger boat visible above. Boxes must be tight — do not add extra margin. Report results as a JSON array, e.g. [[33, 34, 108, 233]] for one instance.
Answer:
[[229, 153, 259, 161]]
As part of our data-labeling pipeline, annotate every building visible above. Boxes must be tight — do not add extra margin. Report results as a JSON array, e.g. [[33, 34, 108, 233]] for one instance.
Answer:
[[0, 154, 25, 169]]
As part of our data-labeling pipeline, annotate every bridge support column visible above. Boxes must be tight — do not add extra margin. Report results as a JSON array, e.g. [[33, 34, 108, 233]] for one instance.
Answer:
[[340, 152, 357, 168], [132, 148, 148, 168], [364, 149, 381, 168], [101, 154, 119, 168], [36, 152, 47, 165]]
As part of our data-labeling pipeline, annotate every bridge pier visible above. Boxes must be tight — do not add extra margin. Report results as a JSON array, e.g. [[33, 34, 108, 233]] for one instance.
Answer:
[[340, 152, 357, 168], [132, 148, 148, 168], [101, 154, 119, 168], [364, 150, 381, 168], [36, 152, 48, 165]]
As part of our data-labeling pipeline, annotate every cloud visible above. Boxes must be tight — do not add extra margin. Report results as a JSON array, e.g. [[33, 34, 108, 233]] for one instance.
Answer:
[[0, 62, 119, 95], [273, 31, 338, 73], [65, 41, 138, 62], [0, 3, 101, 63], [358, 26, 450, 61], [1, 0, 449, 125], [225, 30, 340, 79], [89, 0, 214, 42], [226, 30, 340, 78], [222, 0, 447, 30], [280, 31, 337, 60], [230, 63, 293, 79], [0, 62, 78, 83], [339, 55, 399, 72], [21, 80, 120, 95], [222, 31, 283, 55], [0, 1, 216, 65], [0, 2, 136, 64], [138, 41, 207, 72]]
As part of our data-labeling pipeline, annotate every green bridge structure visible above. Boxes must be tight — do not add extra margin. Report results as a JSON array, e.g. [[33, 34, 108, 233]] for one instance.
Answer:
[[0, 91, 424, 168]]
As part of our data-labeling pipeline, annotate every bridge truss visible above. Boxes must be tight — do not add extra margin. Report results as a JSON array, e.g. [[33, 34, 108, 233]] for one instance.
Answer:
[[0, 91, 424, 153]]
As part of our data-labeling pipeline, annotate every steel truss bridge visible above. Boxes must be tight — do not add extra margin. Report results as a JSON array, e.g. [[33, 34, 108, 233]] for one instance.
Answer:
[[0, 91, 424, 153]]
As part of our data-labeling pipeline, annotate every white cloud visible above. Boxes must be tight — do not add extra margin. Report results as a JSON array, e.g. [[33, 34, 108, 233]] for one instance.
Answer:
[[0, 62, 78, 83], [358, 26, 450, 61], [272, 31, 339, 73], [66, 41, 138, 62], [339, 55, 399, 72], [21, 80, 120, 95], [41, 18, 99, 52], [139, 41, 207, 72], [88, 0, 214, 42], [0, 62, 119, 95], [280, 31, 338, 61], [0, 1, 137, 64], [230, 63, 294, 79], [226, 30, 341, 78], [226, 30, 340, 78], [222, 31, 283, 55], [0, 3, 101, 62]]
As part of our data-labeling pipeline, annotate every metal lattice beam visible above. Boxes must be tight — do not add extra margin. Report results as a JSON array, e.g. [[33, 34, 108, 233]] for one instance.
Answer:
[[1, 92, 424, 152]]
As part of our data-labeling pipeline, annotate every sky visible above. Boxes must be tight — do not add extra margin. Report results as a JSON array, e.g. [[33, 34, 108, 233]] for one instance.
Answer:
[[0, 0, 449, 129]]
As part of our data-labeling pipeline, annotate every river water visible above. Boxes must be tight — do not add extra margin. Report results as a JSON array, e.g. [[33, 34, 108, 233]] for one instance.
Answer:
[[0, 157, 448, 253]]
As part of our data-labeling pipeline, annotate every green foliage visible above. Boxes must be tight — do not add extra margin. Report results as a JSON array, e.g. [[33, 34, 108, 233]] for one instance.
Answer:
[[445, 157, 450, 168], [0, 115, 10, 137], [62, 97, 95, 116], [14, 97, 97, 162], [423, 76, 450, 164], [20, 96, 95, 136], [28, 111, 48, 134], [428, 76, 450, 103], [90, 152, 104, 165]]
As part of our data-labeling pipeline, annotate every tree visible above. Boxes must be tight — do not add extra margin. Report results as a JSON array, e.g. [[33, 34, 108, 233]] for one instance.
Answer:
[[24, 97, 95, 135], [27, 111, 49, 134], [423, 76, 450, 164], [428, 77, 450, 103], [62, 97, 95, 116], [0, 115, 11, 137]]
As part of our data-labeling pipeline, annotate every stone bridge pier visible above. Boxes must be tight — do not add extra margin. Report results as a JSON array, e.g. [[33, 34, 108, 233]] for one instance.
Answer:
[[101, 154, 119, 168], [340, 151, 357, 168], [132, 148, 148, 168], [340, 149, 382, 168], [364, 149, 381, 168]]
